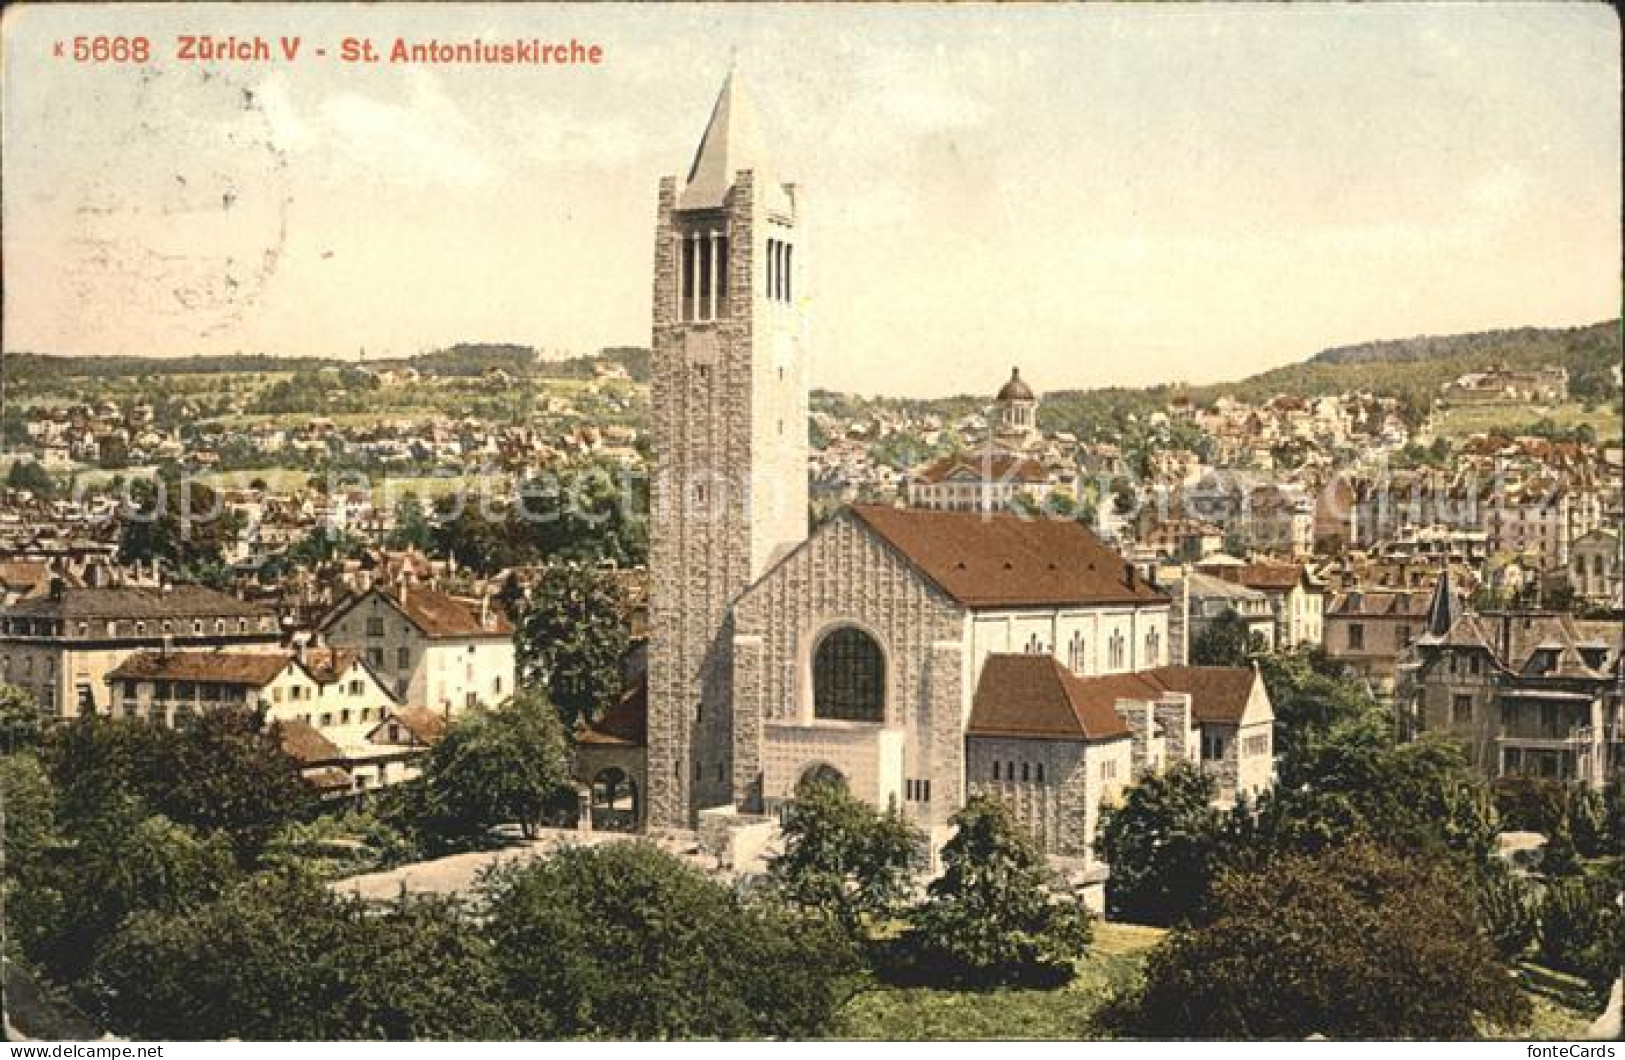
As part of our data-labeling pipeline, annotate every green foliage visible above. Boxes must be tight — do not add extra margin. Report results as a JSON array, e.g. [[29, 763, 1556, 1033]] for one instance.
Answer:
[[260, 808, 415, 880], [87, 871, 514, 1040], [1116, 843, 1531, 1038], [1257, 730, 1498, 862], [769, 777, 922, 934], [40, 711, 316, 864], [411, 688, 573, 843], [0, 753, 59, 908], [1540, 811, 1582, 878], [1190, 610, 1252, 667], [23, 797, 238, 983], [5, 458, 56, 498], [1095, 762, 1227, 927], [116, 477, 246, 577], [0, 681, 43, 752], [904, 797, 1093, 987], [1476, 862, 1537, 961], [431, 461, 648, 574], [516, 564, 631, 729], [482, 841, 860, 1039], [1537, 874, 1623, 994]]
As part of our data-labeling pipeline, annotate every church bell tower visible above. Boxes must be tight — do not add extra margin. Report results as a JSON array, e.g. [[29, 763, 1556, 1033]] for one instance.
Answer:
[[646, 71, 809, 828]]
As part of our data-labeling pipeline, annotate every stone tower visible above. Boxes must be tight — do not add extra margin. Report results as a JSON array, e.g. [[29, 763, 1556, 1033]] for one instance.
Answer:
[[646, 71, 809, 828]]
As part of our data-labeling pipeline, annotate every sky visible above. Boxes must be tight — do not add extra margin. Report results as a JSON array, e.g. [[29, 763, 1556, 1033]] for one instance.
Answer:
[[2, 2, 1619, 398]]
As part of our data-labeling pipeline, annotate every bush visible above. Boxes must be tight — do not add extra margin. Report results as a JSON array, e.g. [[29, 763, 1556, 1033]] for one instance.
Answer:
[[1476, 864, 1537, 961], [1115, 843, 1530, 1038], [902, 797, 1092, 987], [769, 777, 922, 935], [1537, 875, 1622, 995], [1095, 762, 1226, 927], [482, 841, 860, 1038]]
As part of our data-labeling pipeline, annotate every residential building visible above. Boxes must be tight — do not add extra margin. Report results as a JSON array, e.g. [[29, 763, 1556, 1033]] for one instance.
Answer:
[[0, 581, 279, 717], [320, 585, 515, 716]]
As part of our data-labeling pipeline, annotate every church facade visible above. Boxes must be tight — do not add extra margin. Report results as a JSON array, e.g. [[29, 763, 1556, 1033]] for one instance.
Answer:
[[643, 74, 1272, 856]]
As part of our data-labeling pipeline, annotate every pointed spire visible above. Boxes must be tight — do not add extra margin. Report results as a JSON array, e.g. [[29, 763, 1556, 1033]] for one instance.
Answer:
[[679, 69, 773, 211], [1424, 565, 1458, 637]]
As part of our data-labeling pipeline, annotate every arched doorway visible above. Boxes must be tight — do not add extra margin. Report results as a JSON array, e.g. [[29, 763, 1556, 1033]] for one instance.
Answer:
[[590, 767, 640, 832]]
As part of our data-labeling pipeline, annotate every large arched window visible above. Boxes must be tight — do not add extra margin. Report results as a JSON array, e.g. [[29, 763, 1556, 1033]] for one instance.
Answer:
[[813, 626, 885, 722]]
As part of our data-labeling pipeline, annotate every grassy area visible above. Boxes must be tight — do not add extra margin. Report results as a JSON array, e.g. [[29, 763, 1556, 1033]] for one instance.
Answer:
[[833, 921, 1164, 1040], [1514, 962, 1606, 1040], [1433, 401, 1622, 440], [833, 922, 1604, 1041]]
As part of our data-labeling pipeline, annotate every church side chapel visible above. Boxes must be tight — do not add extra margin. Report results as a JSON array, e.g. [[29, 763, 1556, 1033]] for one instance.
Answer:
[[584, 71, 1276, 863]]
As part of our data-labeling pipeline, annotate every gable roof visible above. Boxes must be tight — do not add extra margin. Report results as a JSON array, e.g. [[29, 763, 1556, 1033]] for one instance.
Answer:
[[848, 505, 1168, 609], [915, 451, 1047, 486], [323, 586, 513, 639], [108, 650, 290, 687], [1144, 665, 1260, 724], [277, 719, 344, 764], [968, 654, 1134, 741], [369, 706, 449, 747], [5, 583, 271, 621]]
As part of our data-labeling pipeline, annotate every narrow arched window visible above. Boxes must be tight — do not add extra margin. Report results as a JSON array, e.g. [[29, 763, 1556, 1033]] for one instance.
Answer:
[[784, 243, 793, 301], [992, 761, 1001, 781], [813, 627, 885, 722]]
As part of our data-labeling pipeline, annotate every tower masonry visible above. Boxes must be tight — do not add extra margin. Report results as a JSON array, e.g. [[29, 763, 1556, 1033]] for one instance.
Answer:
[[646, 72, 809, 827]]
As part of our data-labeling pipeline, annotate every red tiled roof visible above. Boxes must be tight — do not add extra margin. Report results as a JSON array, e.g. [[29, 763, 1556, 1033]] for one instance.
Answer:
[[108, 650, 290, 686], [379, 706, 448, 746], [849, 505, 1168, 609], [915, 452, 1047, 485], [969, 657, 1262, 739], [324, 586, 514, 639], [578, 680, 647, 747], [968, 655, 1136, 741], [294, 647, 361, 684], [277, 719, 343, 764], [1144, 665, 1258, 724]]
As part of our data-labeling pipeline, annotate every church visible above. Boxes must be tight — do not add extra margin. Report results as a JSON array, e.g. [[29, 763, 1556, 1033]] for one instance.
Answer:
[[620, 72, 1273, 862]]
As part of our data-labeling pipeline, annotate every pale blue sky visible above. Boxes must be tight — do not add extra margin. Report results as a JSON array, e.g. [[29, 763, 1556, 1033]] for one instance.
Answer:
[[2, 2, 1618, 396]]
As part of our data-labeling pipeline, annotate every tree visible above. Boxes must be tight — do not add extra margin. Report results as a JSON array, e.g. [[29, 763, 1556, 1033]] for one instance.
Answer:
[[1255, 730, 1498, 863], [88, 871, 515, 1040], [1190, 610, 1252, 668], [904, 796, 1093, 986], [41, 711, 316, 864], [413, 689, 572, 842], [1537, 873, 1623, 996], [1475, 861, 1536, 962], [388, 492, 435, 552], [5, 458, 56, 499], [769, 777, 921, 935], [1096, 762, 1229, 927], [24, 798, 237, 983], [515, 564, 631, 728], [1116, 843, 1530, 1038], [0, 681, 43, 752], [116, 476, 246, 577], [482, 841, 860, 1039]]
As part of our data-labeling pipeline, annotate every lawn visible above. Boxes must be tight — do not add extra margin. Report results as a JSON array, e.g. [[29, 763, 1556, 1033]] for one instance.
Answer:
[[833, 921, 1164, 1040], [832, 922, 1605, 1041], [1432, 401, 1622, 441]]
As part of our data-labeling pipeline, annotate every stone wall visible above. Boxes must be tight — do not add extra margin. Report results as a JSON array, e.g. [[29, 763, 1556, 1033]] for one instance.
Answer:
[[731, 511, 966, 828]]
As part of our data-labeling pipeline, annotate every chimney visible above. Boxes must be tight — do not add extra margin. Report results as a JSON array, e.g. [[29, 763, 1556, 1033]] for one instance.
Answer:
[[480, 594, 492, 630]]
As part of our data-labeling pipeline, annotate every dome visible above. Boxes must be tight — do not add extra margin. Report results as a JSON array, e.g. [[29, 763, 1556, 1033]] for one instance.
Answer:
[[996, 368, 1035, 402]]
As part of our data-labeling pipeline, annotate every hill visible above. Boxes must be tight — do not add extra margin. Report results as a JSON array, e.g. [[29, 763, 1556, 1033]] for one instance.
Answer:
[[1191, 319, 1619, 411]]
